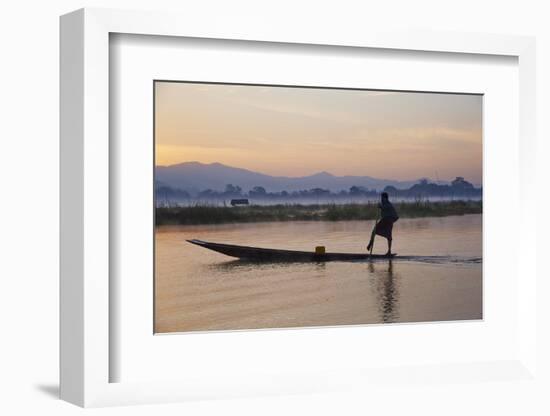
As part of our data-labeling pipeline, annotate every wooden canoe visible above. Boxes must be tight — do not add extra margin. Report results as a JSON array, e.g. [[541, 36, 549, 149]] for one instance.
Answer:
[[186, 239, 396, 262]]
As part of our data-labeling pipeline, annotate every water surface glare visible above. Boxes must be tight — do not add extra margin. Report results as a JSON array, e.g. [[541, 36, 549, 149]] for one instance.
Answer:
[[155, 215, 482, 333]]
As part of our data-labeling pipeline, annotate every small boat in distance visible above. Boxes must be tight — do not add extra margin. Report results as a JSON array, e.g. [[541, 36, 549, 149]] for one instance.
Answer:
[[186, 239, 396, 262]]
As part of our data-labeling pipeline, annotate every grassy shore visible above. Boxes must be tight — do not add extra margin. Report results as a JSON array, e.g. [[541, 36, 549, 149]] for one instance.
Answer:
[[155, 200, 482, 226]]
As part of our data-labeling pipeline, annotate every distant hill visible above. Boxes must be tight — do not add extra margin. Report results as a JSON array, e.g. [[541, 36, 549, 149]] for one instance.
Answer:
[[155, 161, 427, 193]]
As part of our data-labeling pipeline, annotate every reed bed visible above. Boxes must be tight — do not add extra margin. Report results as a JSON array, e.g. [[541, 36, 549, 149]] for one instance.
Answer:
[[156, 200, 482, 226]]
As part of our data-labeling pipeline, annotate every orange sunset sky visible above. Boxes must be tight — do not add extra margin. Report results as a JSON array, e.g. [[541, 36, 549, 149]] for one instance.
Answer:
[[155, 82, 482, 184]]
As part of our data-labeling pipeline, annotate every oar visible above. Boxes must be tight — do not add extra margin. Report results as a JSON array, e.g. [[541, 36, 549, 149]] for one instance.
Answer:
[[368, 207, 380, 256]]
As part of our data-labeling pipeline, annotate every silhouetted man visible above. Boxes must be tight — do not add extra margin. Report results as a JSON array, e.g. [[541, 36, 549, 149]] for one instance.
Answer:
[[367, 192, 399, 256]]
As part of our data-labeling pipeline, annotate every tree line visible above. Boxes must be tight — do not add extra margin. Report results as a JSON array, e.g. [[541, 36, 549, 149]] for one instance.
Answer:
[[155, 177, 481, 203]]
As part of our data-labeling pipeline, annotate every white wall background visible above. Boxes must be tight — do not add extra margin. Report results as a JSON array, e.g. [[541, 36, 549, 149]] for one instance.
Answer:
[[0, 0, 548, 414]]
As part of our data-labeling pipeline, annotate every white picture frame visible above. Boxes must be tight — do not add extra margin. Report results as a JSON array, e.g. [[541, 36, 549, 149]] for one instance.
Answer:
[[60, 7, 537, 407]]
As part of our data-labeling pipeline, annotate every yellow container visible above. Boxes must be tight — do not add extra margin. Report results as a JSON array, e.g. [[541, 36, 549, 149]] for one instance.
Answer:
[[315, 246, 326, 255]]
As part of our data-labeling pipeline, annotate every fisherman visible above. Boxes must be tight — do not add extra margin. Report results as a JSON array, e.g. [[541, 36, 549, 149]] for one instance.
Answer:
[[367, 192, 399, 256]]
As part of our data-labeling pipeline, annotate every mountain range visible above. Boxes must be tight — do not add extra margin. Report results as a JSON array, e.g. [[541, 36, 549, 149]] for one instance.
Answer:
[[155, 162, 432, 193]]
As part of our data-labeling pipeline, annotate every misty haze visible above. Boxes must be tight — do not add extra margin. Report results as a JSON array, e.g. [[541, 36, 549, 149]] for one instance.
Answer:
[[155, 161, 481, 207]]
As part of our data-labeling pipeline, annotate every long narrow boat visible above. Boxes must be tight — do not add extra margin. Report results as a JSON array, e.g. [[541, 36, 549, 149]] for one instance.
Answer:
[[186, 239, 395, 262]]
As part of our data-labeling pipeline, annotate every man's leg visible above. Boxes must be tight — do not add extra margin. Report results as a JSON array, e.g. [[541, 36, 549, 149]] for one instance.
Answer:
[[386, 238, 392, 255]]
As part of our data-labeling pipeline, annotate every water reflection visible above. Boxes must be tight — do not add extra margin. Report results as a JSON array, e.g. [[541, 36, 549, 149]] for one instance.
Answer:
[[209, 259, 305, 273], [368, 260, 400, 323], [210, 259, 330, 274]]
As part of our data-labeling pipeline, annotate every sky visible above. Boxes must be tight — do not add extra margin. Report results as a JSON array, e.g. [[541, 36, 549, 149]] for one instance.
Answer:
[[155, 82, 482, 184]]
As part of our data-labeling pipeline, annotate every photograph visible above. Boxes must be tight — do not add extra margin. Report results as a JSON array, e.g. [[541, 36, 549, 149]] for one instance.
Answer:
[[154, 81, 483, 333]]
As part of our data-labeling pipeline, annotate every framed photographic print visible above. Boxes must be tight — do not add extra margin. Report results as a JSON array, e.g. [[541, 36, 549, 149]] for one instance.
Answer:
[[60, 8, 538, 407]]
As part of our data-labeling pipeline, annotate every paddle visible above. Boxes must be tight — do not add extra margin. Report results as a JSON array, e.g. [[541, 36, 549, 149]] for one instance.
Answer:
[[367, 206, 381, 256]]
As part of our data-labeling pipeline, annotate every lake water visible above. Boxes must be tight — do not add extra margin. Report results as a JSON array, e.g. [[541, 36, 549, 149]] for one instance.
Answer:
[[155, 214, 482, 333]]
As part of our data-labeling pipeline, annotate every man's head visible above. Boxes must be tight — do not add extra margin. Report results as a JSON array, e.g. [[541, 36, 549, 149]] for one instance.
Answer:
[[381, 192, 389, 201]]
